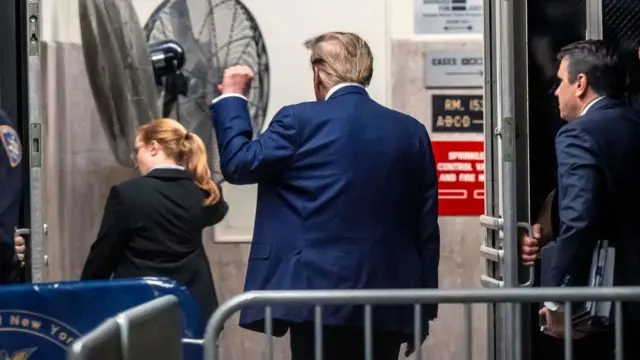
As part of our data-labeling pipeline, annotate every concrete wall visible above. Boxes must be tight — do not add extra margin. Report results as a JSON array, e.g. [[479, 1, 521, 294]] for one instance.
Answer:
[[40, 0, 486, 358]]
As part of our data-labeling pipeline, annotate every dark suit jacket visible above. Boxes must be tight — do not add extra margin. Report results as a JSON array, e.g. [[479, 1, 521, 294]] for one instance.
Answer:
[[0, 110, 22, 283], [80, 168, 228, 319], [210, 86, 440, 338], [550, 97, 640, 318]]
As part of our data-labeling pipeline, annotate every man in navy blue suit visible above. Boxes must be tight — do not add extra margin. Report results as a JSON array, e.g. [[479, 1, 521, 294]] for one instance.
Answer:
[[210, 32, 440, 359], [521, 40, 640, 359]]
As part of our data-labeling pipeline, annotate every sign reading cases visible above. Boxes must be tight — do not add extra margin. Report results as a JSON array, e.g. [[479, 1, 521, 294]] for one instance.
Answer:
[[431, 141, 484, 216], [432, 94, 483, 133], [424, 49, 483, 89]]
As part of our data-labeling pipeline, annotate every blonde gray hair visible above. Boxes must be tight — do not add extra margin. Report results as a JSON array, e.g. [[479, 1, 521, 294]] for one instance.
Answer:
[[303, 32, 373, 88]]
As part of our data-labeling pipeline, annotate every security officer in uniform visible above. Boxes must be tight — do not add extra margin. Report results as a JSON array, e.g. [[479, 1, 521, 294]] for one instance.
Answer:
[[0, 110, 22, 283]]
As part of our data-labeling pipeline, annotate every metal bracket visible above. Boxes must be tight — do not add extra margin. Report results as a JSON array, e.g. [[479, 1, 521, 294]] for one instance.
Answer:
[[29, 123, 41, 168], [27, 0, 40, 56], [479, 216, 535, 288], [480, 245, 503, 262], [502, 116, 515, 163], [479, 215, 503, 229], [480, 275, 503, 288]]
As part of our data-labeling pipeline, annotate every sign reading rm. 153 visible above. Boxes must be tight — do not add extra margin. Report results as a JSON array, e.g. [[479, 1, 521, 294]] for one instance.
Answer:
[[431, 94, 483, 133]]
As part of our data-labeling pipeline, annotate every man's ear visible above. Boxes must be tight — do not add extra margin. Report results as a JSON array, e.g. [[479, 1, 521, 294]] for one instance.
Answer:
[[575, 73, 588, 97]]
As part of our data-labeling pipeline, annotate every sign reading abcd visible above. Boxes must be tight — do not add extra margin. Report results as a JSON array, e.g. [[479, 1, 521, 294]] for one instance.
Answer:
[[432, 94, 483, 133], [431, 141, 484, 216]]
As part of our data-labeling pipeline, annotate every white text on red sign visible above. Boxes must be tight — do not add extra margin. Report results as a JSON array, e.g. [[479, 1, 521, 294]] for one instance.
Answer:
[[437, 150, 484, 184]]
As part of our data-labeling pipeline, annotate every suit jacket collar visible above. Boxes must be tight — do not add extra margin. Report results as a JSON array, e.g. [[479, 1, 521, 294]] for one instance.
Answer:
[[146, 168, 192, 180], [583, 96, 623, 114], [581, 96, 606, 115], [326, 84, 369, 100]]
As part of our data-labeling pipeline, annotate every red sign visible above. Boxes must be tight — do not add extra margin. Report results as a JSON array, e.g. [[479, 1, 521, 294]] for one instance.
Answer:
[[431, 141, 484, 216]]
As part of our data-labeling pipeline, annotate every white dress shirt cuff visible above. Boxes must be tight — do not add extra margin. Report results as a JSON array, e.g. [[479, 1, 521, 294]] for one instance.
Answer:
[[544, 301, 565, 312], [211, 93, 247, 104]]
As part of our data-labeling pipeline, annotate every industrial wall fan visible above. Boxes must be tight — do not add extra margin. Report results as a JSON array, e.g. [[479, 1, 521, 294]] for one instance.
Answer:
[[79, 0, 270, 183]]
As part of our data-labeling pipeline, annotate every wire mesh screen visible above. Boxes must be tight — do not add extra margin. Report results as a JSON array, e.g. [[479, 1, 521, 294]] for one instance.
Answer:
[[143, 0, 270, 183], [603, 0, 640, 47], [603, 0, 640, 95]]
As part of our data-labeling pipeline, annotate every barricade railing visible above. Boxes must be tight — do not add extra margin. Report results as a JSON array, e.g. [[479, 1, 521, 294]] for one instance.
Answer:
[[67, 317, 123, 360], [69, 295, 182, 360], [204, 287, 640, 360]]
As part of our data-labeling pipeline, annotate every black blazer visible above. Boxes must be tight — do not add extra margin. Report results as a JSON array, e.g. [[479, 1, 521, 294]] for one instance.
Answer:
[[81, 168, 228, 319]]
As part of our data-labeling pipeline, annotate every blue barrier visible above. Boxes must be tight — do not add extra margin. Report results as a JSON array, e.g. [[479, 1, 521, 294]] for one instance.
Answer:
[[0, 278, 204, 360]]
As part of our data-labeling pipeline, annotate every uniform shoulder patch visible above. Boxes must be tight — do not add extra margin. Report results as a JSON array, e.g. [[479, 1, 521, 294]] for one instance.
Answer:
[[0, 125, 22, 168]]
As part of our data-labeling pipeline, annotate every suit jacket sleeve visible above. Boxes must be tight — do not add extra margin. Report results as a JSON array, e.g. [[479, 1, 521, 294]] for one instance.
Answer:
[[203, 185, 229, 227], [210, 97, 298, 185], [549, 126, 600, 287], [81, 186, 131, 279], [418, 128, 440, 319]]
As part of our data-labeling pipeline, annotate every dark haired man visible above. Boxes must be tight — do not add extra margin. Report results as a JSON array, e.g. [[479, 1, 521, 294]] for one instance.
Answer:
[[522, 39, 640, 359]]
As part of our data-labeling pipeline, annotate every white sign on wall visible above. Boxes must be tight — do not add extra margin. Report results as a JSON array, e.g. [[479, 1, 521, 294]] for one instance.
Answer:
[[424, 49, 484, 88], [414, 0, 483, 35]]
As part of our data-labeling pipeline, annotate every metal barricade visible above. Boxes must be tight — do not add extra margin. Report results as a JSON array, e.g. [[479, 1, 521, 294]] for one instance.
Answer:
[[68, 295, 182, 360], [68, 318, 123, 360], [116, 295, 183, 360], [204, 287, 640, 360]]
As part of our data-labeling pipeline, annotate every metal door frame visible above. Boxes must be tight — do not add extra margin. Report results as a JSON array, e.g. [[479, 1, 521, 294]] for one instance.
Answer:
[[26, 0, 45, 283], [482, 0, 531, 359], [586, 0, 603, 39], [513, 0, 532, 357], [482, 0, 500, 357]]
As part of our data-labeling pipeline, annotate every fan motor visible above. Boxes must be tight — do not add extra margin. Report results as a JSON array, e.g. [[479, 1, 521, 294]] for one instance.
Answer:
[[149, 40, 186, 81]]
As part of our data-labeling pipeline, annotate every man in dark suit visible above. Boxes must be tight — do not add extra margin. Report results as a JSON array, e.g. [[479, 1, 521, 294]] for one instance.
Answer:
[[0, 109, 22, 283], [210, 32, 440, 360], [521, 40, 640, 359]]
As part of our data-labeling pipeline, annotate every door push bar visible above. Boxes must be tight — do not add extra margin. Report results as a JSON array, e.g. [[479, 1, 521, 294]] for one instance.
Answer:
[[479, 215, 535, 288], [15, 225, 48, 236]]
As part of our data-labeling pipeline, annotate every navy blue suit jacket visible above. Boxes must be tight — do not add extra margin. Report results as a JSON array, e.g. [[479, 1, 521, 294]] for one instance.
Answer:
[[210, 86, 440, 337], [0, 110, 21, 283], [550, 98, 640, 303]]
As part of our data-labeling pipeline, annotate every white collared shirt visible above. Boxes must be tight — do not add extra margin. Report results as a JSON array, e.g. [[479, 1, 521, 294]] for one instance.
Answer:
[[544, 96, 606, 313], [149, 164, 185, 172], [324, 83, 365, 100], [211, 92, 246, 104], [580, 96, 605, 116]]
